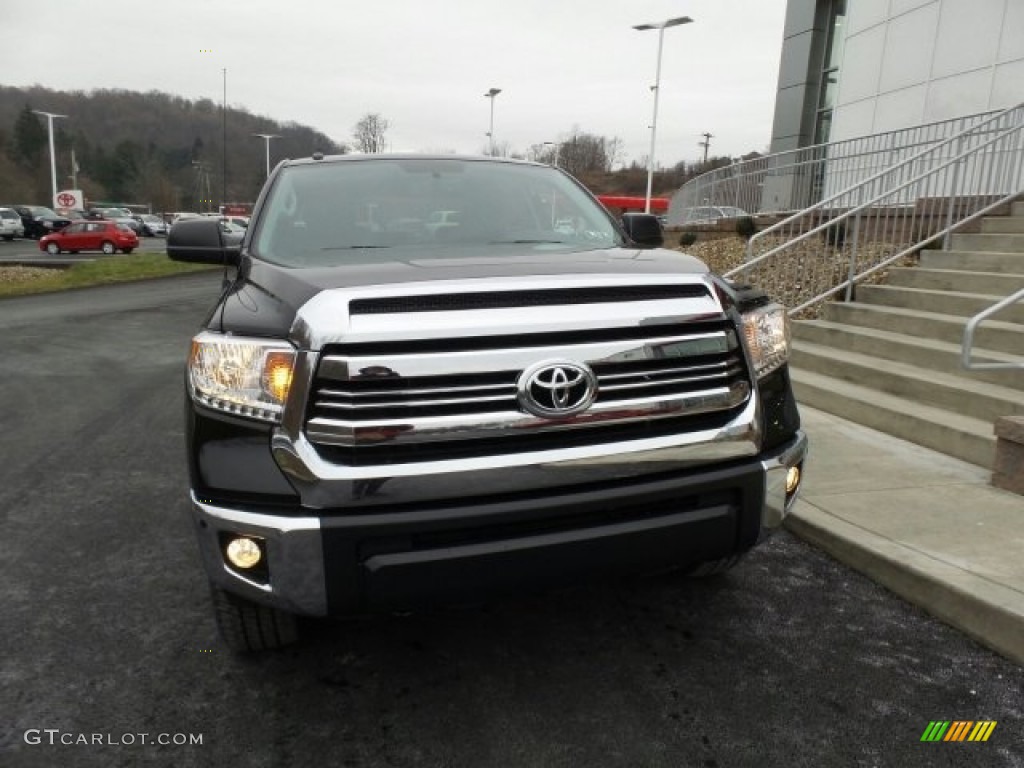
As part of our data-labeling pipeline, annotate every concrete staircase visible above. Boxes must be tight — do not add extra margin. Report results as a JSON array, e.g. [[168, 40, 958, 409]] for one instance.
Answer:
[[791, 201, 1024, 468]]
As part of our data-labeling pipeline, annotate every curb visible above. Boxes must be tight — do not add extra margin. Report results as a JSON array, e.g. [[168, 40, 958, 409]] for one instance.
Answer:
[[786, 499, 1024, 666]]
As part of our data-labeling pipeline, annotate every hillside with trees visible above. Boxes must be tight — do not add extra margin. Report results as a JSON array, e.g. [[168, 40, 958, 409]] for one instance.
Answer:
[[0, 85, 344, 211], [0, 85, 757, 212]]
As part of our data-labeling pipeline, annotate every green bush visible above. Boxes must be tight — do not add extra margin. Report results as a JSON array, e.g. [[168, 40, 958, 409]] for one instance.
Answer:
[[736, 216, 757, 241], [678, 231, 698, 247]]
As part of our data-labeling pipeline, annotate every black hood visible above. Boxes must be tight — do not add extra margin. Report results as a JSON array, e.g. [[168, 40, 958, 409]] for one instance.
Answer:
[[212, 245, 711, 338]]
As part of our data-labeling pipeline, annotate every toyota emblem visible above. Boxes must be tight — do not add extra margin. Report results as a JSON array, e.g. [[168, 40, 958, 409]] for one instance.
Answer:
[[517, 360, 597, 418]]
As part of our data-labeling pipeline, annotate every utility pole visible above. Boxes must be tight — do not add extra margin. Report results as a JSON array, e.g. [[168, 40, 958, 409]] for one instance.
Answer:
[[222, 68, 227, 214], [698, 132, 713, 164]]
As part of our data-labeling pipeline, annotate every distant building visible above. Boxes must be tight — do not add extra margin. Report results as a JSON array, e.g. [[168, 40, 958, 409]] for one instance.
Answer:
[[770, 0, 1024, 153]]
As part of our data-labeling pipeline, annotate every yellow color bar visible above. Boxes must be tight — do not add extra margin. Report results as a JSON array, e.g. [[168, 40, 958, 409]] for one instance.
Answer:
[[968, 721, 997, 742]]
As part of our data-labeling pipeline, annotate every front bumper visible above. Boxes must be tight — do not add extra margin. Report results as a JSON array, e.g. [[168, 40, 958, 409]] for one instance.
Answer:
[[190, 430, 807, 617]]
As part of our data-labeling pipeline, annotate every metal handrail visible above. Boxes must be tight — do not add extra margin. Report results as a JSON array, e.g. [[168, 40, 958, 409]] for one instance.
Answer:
[[962, 288, 1024, 371], [714, 103, 1024, 315], [668, 109, 1003, 220]]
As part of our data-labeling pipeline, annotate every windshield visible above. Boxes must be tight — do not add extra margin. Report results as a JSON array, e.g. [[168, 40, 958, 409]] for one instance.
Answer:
[[252, 158, 622, 267], [29, 206, 59, 217]]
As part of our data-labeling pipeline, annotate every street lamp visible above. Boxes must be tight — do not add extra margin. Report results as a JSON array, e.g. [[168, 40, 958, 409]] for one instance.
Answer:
[[252, 133, 281, 178], [633, 15, 693, 213], [484, 87, 502, 156], [32, 110, 67, 208]]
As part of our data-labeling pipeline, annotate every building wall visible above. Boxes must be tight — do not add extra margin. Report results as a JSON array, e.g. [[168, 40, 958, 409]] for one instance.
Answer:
[[771, 0, 1024, 149]]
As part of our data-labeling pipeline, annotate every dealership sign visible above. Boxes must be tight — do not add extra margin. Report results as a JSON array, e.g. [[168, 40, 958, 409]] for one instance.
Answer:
[[54, 189, 84, 210]]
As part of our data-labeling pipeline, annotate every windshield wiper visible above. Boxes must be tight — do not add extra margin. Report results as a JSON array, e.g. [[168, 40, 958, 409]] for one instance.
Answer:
[[320, 245, 392, 250], [487, 239, 567, 245]]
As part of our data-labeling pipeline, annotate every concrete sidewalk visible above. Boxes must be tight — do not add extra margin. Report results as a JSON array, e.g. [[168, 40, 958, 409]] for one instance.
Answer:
[[788, 406, 1024, 666]]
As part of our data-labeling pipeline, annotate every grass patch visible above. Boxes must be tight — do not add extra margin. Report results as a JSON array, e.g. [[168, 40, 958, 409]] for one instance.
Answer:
[[0, 251, 217, 297]]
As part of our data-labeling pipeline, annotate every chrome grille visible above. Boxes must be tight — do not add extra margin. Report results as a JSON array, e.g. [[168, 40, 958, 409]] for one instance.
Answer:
[[305, 321, 751, 453]]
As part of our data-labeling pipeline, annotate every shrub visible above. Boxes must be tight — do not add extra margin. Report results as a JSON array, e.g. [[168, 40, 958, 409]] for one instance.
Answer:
[[678, 231, 698, 247], [736, 216, 757, 241]]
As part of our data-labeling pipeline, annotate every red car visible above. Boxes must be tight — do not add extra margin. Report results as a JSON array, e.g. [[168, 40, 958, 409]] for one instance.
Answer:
[[38, 221, 139, 255]]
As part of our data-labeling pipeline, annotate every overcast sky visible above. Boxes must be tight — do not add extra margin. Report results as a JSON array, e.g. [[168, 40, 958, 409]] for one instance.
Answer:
[[4, 0, 785, 167]]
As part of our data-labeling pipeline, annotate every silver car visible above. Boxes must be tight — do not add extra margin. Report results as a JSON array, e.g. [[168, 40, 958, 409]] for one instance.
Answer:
[[0, 207, 26, 240]]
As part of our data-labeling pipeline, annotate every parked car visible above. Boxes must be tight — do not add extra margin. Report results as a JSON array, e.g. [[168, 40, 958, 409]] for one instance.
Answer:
[[135, 214, 169, 236], [92, 207, 143, 234], [0, 207, 26, 240], [2, 205, 71, 239], [218, 219, 246, 244], [38, 221, 139, 255], [61, 209, 105, 222], [678, 206, 750, 226]]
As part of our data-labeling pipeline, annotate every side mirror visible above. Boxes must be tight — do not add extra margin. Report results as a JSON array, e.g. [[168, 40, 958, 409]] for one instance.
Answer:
[[167, 218, 240, 265], [621, 212, 664, 248]]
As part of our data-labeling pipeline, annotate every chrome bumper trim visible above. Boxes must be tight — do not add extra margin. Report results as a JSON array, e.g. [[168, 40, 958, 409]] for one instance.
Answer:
[[190, 494, 327, 616], [760, 430, 809, 531]]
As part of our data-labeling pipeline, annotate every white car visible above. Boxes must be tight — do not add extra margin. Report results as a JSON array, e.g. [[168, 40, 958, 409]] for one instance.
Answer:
[[0, 207, 25, 240]]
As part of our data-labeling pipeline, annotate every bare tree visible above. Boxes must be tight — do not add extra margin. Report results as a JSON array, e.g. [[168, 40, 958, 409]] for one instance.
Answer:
[[559, 131, 617, 178], [352, 113, 389, 153]]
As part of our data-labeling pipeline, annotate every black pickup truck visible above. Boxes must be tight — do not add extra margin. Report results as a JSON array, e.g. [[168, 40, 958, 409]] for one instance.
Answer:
[[169, 154, 807, 652]]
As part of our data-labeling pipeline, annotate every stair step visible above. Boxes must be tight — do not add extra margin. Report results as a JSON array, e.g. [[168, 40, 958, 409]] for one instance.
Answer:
[[791, 368, 995, 467], [982, 217, 1024, 234], [791, 340, 1024, 424], [887, 267, 1024, 294], [822, 302, 1024, 353], [856, 285, 1024, 322], [951, 233, 1024, 252], [792, 319, 1024, 389], [920, 250, 1024, 273]]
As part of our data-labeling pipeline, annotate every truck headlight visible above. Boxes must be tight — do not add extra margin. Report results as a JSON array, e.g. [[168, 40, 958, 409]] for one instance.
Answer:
[[740, 303, 790, 379], [188, 332, 296, 422]]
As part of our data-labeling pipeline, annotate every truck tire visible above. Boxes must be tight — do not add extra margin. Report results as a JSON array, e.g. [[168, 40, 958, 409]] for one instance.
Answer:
[[685, 553, 747, 577], [210, 585, 298, 652]]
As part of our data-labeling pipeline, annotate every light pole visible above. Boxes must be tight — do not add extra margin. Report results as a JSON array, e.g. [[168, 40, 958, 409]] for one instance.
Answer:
[[32, 110, 67, 207], [252, 133, 281, 178], [633, 16, 693, 213], [484, 87, 501, 156]]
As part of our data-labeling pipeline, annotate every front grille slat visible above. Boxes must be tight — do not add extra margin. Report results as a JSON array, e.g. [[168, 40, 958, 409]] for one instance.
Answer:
[[319, 382, 515, 398], [598, 367, 743, 394], [316, 392, 515, 410]]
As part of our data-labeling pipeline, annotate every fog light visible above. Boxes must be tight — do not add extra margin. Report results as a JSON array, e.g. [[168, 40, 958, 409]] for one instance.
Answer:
[[225, 537, 263, 569], [785, 465, 801, 495]]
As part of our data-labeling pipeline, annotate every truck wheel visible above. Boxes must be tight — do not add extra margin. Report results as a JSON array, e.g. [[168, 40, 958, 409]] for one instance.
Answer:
[[686, 553, 746, 577], [210, 585, 298, 652]]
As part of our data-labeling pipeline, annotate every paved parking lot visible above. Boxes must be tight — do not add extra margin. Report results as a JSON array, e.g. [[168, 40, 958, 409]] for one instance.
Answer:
[[0, 236, 167, 263], [0, 273, 1021, 768]]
